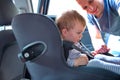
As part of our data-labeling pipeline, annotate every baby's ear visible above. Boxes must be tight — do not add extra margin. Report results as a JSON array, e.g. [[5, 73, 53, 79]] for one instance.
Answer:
[[62, 28, 68, 35]]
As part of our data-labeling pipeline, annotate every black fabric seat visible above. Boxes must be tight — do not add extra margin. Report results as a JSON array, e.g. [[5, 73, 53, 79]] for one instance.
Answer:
[[0, 0, 26, 80], [0, 30, 25, 80], [12, 13, 120, 80]]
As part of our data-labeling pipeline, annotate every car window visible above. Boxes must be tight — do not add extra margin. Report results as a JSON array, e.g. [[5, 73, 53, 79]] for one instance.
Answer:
[[32, 0, 39, 13], [47, 0, 87, 18]]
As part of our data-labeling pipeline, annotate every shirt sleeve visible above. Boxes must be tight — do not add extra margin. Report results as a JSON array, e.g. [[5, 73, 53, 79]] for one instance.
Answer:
[[68, 49, 81, 59], [111, 0, 120, 16], [67, 43, 82, 67]]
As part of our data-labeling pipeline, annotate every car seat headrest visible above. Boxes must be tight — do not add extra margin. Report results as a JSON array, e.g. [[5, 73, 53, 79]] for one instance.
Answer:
[[12, 13, 61, 50], [0, 0, 18, 26], [12, 13, 64, 65]]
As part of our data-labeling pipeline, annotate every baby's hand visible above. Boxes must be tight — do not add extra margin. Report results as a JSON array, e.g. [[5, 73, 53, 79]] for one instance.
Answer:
[[74, 54, 88, 67]]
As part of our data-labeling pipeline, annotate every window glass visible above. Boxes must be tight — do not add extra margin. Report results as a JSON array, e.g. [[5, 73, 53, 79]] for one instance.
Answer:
[[32, 0, 39, 13], [47, 0, 87, 18]]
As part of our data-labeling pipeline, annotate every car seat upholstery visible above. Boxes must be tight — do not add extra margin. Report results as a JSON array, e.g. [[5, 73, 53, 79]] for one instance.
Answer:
[[0, 30, 25, 80], [12, 13, 120, 80], [0, 0, 18, 25], [0, 0, 25, 80]]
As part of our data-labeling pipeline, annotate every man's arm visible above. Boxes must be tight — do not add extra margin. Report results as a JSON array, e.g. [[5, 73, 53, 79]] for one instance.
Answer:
[[87, 22, 105, 50], [86, 22, 110, 54]]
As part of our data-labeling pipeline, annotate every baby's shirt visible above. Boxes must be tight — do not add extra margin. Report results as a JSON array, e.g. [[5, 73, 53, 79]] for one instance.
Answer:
[[67, 42, 82, 67]]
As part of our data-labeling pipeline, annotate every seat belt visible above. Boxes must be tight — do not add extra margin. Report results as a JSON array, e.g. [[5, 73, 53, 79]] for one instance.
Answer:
[[72, 42, 94, 60], [63, 40, 94, 60]]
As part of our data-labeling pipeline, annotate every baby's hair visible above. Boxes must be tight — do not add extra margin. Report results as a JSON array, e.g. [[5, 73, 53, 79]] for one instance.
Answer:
[[56, 10, 86, 33]]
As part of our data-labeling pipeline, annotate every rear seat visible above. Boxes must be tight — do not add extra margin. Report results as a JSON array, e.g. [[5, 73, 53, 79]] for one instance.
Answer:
[[0, 0, 29, 80], [0, 30, 25, 80]]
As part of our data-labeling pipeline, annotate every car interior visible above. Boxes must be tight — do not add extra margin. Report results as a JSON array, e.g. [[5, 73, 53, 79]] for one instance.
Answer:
[[12, 13, 120, 80], [0, 0, 120, 80], [0, 0, 26, 80]]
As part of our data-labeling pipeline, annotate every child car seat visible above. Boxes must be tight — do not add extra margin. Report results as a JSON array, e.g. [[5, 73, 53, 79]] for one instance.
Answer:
[[12, 13, 120, 80]]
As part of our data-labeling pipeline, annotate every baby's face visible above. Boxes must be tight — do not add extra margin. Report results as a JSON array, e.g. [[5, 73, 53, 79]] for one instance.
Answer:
[[63, 21, 85, 44]]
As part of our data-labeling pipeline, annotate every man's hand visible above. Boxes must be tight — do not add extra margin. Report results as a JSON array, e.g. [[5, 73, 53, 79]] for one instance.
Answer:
[[92, 45, 110, 56]]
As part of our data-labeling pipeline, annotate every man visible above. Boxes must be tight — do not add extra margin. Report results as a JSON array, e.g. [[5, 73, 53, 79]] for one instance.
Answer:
[[76, 0, 120, 57]]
